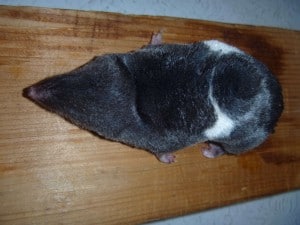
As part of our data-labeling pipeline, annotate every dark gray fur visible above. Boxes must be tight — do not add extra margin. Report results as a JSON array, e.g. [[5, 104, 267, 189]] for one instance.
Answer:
[[24, 41, 283, 156]]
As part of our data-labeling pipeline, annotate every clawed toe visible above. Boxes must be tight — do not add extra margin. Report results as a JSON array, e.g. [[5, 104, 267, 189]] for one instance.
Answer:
[[201, 143, 225, 158], [150, 31, 163, 45], [156, 153, 176, 164]]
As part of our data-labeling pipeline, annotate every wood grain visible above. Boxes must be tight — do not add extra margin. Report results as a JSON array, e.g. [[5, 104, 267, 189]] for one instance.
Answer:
[[0, 5, 299, 225]]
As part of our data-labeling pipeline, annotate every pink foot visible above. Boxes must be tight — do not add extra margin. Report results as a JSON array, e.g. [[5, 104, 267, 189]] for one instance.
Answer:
[[150, 31, 163, 45], [156, 153, 176, 164], [202, 143, 225, 158]]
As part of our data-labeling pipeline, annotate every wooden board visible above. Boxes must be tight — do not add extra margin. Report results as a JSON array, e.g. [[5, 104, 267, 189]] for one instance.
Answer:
[[0, 5, 299, 225]]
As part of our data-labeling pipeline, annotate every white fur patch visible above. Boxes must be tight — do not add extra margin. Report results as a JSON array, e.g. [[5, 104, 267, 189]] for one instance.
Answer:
[[204, 40, 242, 55], [204, 85, 235, 139]]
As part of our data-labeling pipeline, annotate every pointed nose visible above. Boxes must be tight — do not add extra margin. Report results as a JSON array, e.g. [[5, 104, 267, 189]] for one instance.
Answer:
[[23, 85, 36, 99], [23, 84, 51, 102]]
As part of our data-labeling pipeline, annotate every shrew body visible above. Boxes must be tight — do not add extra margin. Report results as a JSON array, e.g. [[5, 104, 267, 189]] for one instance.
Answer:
[[24, 33, 283, 163]]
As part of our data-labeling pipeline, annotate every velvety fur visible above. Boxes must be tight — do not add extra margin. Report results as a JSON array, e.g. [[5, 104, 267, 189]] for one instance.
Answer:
[[24, 40, 283, 158]]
